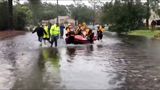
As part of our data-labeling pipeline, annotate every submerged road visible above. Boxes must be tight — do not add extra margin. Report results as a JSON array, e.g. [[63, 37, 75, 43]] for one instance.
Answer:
[[0, 32, 160, 90]]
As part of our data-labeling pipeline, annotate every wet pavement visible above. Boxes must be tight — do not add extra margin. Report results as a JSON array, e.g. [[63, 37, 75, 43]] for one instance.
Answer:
[[1, 32, 160, 90]]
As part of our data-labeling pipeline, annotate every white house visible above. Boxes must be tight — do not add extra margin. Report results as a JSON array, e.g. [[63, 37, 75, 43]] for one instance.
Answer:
[[149, 9, 160, 25], [49, 16, 75, 25]]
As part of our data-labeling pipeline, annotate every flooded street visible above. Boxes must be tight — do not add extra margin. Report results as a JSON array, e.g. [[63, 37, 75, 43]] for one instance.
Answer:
[[1, 32, 160, 90]]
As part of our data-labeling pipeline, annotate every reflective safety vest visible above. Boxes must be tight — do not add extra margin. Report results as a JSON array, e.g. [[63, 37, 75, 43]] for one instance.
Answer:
[[50, 25, 60, 36], [42, 49, 49, 61], [43, 25, 49, 38]]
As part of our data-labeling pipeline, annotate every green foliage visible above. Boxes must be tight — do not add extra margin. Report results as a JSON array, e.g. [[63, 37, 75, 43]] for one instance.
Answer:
[[129, 30, 160, 38], [101, 1, 147, 34], [149, 0, 160, 14], [0, 1, 9, 30], [27, 1, 69, 24], [13, 4, 33, 30], [68, 4, 94, 24], [41, 3, 68, 20], [28, 0, 42, 24], [0, 1, 32, 30], [0, 1, 96, 30], [0, 1, 69, 30]]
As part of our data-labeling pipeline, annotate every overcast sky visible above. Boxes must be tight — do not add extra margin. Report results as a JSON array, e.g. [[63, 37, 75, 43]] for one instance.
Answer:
[[18, 0, 106, 6], [18, 0, 147, 6]]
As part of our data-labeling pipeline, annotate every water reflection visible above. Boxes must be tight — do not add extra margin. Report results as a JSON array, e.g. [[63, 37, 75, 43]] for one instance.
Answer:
[[5, 40, 17, 67], [39, 48, 64, 89], [41, 48, 60, 68], [4, 32, 160, 90], [86, 45, 94, 54], [0, 40, 17, 89], [97, 44, 103, 49], [66, 47, 76, 57], [66, 45, 94, 63], [66, 47, 76, 63]]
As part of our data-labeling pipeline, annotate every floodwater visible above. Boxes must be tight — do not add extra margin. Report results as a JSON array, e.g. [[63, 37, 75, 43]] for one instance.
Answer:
[[0, 32, 160, 90]]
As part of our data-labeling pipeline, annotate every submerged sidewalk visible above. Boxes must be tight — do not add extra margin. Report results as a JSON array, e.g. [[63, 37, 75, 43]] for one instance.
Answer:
[[0, 30, 26, 40]]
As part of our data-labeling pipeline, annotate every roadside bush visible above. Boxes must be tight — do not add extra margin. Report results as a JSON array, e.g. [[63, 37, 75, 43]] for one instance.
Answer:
[[13, 4, 32, 30], [14, 10, 27, 30]]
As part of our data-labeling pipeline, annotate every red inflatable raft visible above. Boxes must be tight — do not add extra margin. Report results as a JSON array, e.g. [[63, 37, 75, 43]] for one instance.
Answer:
[[65, 35, 96, 44]]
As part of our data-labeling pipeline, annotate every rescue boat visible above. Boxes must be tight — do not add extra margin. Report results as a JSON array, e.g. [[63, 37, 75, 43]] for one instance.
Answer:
[[65, 35, 96, 44]]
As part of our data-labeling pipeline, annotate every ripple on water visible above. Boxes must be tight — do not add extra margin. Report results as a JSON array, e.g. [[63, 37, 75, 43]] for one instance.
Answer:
[[0, 63, 15, 89]]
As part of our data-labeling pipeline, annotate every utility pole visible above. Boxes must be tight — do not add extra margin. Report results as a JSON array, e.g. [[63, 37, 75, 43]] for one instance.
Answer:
[[88, 0, 99, 29], [8, 0, 13, 30], [57, 0, 59, 24], [73, 0, 82, 26]]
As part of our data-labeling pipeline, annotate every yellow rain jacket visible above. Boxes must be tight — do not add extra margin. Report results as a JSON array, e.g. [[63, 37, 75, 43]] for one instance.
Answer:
[[43, 25, 49, 38], [50, 25, 60, 36]]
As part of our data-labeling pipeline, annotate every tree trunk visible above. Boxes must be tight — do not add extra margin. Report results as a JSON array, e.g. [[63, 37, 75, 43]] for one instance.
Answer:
[[8, 0, 13, 30], [146, 0, 150, 29]]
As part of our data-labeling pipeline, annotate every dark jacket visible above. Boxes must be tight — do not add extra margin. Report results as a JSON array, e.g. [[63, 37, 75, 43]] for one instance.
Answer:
[[32, 26, 47, 37]]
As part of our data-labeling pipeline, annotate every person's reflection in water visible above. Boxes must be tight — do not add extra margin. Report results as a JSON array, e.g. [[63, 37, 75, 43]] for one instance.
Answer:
[[40, 48, 65, 89], [86, 45, 94, 54], [38, 49, 45, 71], [66, 46, 76, 63], [97, 44, 103, 49]]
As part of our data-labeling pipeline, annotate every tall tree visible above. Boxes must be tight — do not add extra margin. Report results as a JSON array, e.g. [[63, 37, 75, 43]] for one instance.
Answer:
[[28, 0, 42, 24], [13, 4, 33, 30], [42, 3, 68, 20], [68, 4, 94, 24], [150, 0, 160, 12], [73, 0, 82, 25], [101, 0, 147, 34], [88, 0, 103, 25], [0, 1, 9, 30], [146, 0, 150, 28], [8, 0, 13, 30]]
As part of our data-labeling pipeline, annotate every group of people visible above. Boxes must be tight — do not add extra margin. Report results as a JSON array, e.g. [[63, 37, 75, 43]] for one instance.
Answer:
[[32, 22, 64, 47], [65, 23, 94, 44], [97, 25, 105, 41], [32, 22, 105, 47], [65, 22, 105, 44]]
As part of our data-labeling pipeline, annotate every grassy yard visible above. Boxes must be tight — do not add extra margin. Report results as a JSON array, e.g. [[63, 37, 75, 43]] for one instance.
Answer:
[[128, 30, 160, 38]]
